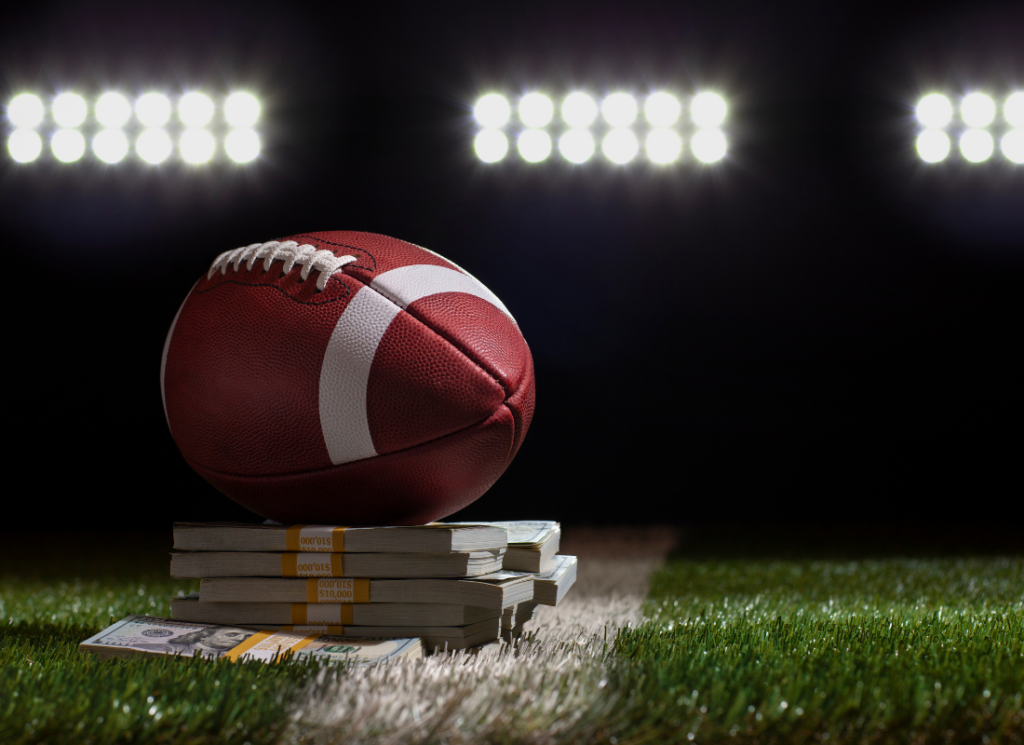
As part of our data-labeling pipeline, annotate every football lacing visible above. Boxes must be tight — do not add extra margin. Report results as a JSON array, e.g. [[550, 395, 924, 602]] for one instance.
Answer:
[[208, 241, 358, 291]]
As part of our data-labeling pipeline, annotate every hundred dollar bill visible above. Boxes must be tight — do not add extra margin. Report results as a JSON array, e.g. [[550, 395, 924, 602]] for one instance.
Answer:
[[446, 520, 559, 546], [79, 615, 422, 664]]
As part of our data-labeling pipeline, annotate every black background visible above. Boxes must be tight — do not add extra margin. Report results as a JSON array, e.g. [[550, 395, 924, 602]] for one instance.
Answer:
[[1, 0, 1021, 529]]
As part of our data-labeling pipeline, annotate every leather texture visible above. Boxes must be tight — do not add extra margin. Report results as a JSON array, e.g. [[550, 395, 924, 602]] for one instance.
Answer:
[[163, 230, 535, 525]]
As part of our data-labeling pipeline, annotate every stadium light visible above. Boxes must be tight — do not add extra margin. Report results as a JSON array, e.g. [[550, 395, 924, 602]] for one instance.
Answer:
[[519, 93, 553, 127], [137, 129, 172, 164], [692, 128, 727, 163], [647, 128, 682, 164], [960, 129, 994, 163], [136, 93, 171, 127], [1002, 130, 1024, 164], [8, 130, 42, 162], [916, 94, 953, 128], [602, 93, 637, 127], [225, 93, 260, 127], [93, 129, 129, 163], [181, 129, 216, 164], [559, 129, 595, 163], [180, 92, 214, 126], [691, 92, 726, 127], [1005, 93, 1024, 127], [52, 129, 86, 162], [916, 129, 951, 163], [562, 93, 598, 127], [8, 94, 44, 127], [52, 93, 87, 127], [474, 94, 510, 128], [645, 93, 681, 127], [517, 129, 551, 162], [474, 129, 507, 162], [602, 129, 638, 164], [96, 93, 132, 127], [225, 129, 260, 163], [961, 93, 996, 128]]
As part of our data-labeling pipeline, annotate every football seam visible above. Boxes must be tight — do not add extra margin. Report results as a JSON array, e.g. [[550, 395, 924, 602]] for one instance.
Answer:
[[195, 273, 352, 305], [291, 234, 379, 273]]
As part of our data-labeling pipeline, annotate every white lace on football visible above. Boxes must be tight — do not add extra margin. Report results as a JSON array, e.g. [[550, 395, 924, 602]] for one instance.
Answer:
[[208, 241, 358, 291]]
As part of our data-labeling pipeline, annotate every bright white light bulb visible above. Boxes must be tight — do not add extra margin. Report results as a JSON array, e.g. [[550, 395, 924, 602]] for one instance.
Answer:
[[474, 94, 510, 128], [96, 93, 132, 127], [226, 92, 260, 127], [93, 129, 129, 163], [916, 129, 950, 163], [647, 129, 683, 164], [473, 129, 508, 162], [136, 93, 171, 127], [136, 129, 172, 164], [692, 129, 727, 163], [226, 129, 260, 163], [51, 129, 86, 162], [558, 129, 594, 163], [602, 129, 638, 164], [1005, 93, 1024, 127], [692, 92, 727, 127], [961, 93, 996, 127], [960, 129, 994, 163], [52, 93, 87, 127], [519, 93, 553, 127], [1002, 130, 1024, 164], [180, 92, 214, 126], [916, 94, 952, 128], [562, 93, 597, 127], [181, 129, 215, 164], [645, 92, 681, 127], [517, 129, 551, 162], [602, 93, 637, 127], [8, 94, 44, 127], [8, 130, 42, 162]]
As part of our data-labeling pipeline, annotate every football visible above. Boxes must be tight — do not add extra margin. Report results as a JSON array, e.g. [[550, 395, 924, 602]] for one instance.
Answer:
[[161, 231, 535, 525]]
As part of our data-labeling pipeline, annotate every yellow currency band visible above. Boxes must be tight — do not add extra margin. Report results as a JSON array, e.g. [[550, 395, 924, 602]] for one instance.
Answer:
[[280, 554, 344, 577], [290, 604, 354, 625], [285, 526, 347, 552], [306, 579, 370, 603], [224, 630, 275, 662]]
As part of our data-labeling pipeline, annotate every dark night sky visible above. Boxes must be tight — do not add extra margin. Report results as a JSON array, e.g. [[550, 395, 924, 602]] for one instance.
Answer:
[[1, 0, 1022, 528]]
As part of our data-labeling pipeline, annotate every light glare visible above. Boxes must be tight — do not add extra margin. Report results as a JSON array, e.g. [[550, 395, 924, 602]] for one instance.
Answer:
[[136, 129, 172, 164], [8, 94, 44, 127], [136, 93, 171, 126], [960, 129, 994, 163], [916, 94, 952, 128], [52, 93, 87, 127], [181, 129, 216, 164], [180, 92, 214, 126], [602, 93, 637, 127], [562, 93, 598, 127], [647, 129, 683, 164], [602, 129, 638, 164], [916, 129, 950, 163], [225, 92, 260, 127], [692, 92, 727, 127], [474, 130, 507, 162], [226, 129, 261, 163], [96, 93, 132, 127], [692, 129, 727, 163], [8, 130, 42, 162], [558, 129, 595, 163], [51, 129, 86, 162], [1005, 93, 1024, 127], [961, 93, 996, 127], [519, 93, 553, 127], [645, 92, 681, 126], [1002, 130, 1024, 164], [517, 129, 551, 162], [474, 94, 510, 128], [93, 129, 129, 163]]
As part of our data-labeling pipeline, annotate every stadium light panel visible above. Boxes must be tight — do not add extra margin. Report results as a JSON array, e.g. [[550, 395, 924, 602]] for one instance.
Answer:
[[691, 92, 726, 127], [51, 129, 86, 162], [93, 129, 129, 163], [8, 94, 44, 127], [1002, 130, 1024, 163], [562, 93, 598, 127], [916, 129, 951, 163], [225, 93, 260, 127], [136, 129, 172, 164], [645, 92, 681, 127], [602, 128, 638, 164], [180, 92, 214, 126], [474, 94, 511, 128], [225, 129, 260, 163], [602, 93, 637, 127], [52, 93, 87, 127], [961, 93, 996, 128], [692, 128, 727, 163], [473, 129, 508, 162], [518, 93, 553, 127], [517, 129, 551, 162], [96, 93, 132, 127], [181, 128, 216, 164], [8, 130, 42, 162], [1005, 93, 1024, 127], [960, 129, 994, 163], [916, 94, 953, 128], [136, 93, 171, 127], [646, 128, 682, 164], [558, 128, 595, 163]]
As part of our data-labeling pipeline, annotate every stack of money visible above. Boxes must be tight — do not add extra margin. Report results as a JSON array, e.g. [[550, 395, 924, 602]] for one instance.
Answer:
[[166, 521, 578, 651]]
